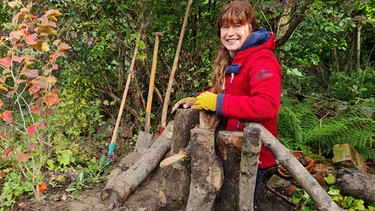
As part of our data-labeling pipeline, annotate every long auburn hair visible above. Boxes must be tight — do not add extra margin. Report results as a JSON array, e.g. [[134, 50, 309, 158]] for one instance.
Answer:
[[211, 1, 258, 94]]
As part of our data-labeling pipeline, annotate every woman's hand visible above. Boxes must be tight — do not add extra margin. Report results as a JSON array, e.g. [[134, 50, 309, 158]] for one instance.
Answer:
[[171, 97, 196, 113]]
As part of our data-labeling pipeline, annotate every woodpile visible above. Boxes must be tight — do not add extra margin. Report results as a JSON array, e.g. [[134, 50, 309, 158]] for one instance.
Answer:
[[100, 109, 346, 210]]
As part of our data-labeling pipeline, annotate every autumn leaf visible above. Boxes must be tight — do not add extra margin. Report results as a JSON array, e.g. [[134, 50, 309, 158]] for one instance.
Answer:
[[0, 130, 11, 139], [43, 9, 62, 21], [7, 1, 18, 8], [39, 183, 47, 196], [0, 99, 3, 108], [0, 85, 8, 92], [58, 43, 72, 51], [9, 31, 22, 43], [16, 152, 30, 162], [27, 124, 37, 135], [37, 27, 57, 36], [25, 142, 37, 152], [43, 92, 60, 106], [0, 57, 11, 68], [24, 33, 37, 45], [21, 69, 38, 78], [6, 149, 14, 158], [38, 120, 47, 129], [13, 55, 23, 63], [1, 110, 15, 124], [41, 42, 50, 52]]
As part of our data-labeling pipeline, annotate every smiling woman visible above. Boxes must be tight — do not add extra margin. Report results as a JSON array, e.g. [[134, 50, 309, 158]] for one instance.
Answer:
[[171, 0, 282, 208]]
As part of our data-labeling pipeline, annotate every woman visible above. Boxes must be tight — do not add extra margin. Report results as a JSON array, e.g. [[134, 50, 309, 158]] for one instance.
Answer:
[[173, 0, 281, 206]]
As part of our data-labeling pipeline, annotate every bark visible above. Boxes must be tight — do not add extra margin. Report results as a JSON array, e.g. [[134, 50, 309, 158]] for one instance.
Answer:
[[215, 130, 243, 210], [336, 167, 375, 203], [100, 121, 174, 206], [185, 127, 224, 211], [170, 109, 199, 155], [243, 122, 340, 211], [159, 149, 191, 210], [238, 127, 262, 211]]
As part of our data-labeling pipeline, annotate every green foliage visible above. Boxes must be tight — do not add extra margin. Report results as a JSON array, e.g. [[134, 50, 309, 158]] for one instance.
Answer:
[[278, 95, 375, 161], [305, 116, 375, 160], [278, 96, 320, 150], [293, 173, 375, 210], [66, 155, 112, 195], [330, 69, 375, 102], [0, 1, 70, 200], [0, 172, 33, 209]]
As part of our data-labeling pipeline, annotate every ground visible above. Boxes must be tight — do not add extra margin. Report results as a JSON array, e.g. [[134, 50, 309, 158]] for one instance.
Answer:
[[22, 151, 296, 211]]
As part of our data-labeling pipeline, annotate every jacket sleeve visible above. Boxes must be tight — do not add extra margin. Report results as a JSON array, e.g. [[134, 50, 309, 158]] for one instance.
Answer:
[[216, 51, 281, 122]]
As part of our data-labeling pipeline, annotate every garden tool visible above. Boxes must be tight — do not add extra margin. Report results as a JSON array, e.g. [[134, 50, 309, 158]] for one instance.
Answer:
[[107, 22, 144, 159], [135, 32, 163, 154]]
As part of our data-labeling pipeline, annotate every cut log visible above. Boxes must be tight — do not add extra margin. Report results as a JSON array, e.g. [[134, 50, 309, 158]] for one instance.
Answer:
[[185, 127, 224, 211], [238, 127, 262, 211], [215, 130, 243, 210], [100, 121, 174, 206], [336, 167, 375, 203], [170, 108, 199, 155], [244, 122, 340, 211], [159, 149, 191, 210]]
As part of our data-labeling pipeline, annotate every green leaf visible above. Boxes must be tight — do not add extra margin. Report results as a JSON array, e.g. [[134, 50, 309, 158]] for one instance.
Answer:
[[57, 149, 73, 166], [324, 174, 336, 185]]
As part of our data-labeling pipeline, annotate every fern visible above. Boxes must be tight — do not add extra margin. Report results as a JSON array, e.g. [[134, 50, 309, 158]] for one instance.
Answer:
[[278, 96, 319, 150], [278, 96, 375, 161], [304, 117, 375, 160]]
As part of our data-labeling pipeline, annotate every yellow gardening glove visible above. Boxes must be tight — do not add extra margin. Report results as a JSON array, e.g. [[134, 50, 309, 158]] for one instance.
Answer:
[[171, 97, 196, 113], [193, 92, 217, 112]]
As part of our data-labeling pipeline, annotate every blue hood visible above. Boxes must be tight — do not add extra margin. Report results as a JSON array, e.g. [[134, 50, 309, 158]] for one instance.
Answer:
[[238, 28, 270, 52]]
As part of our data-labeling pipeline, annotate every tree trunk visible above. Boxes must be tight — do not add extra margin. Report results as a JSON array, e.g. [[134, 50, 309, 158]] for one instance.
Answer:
[[159, 149, 191, 210], [238, 127, 262, 211], [336, 167, 375, 203], [215, 130, 243, 210], [243, 122, 340, 211], [185, 127, 224, 211], [170, 108, 199, 155], [100, 121, 174, 207]]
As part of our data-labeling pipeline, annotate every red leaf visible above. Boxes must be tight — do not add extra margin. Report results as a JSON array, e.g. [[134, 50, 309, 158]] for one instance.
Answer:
[[43, 92, 60, 106], [6, 149, 14, 158], [39, 183, 47, 196], [16, 152, 30, 162], [0, 57, 11, 68], [24, 33, 37, 45], [27, 124, 37, 135], [13, 55, 24, 63], [1, 111, 15, 124], [21, 69, 39, 78], [25, 142, 37, 152], [0, 130, 11, 139], [38, 120, 47, 129], [31, 99, 43, 115], [9, 31, 22, 43]]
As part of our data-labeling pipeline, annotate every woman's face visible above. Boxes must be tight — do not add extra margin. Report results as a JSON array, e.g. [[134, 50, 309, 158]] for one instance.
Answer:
[[220, 23, 251, 52]]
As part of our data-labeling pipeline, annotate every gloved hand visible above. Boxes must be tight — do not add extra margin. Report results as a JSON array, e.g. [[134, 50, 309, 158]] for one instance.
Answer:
[[193, 92, 217, 112], [171, 97, 196, 113]]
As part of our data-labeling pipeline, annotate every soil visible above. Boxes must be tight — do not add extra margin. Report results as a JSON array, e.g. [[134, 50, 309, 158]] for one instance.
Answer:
[[20, 151, 296, 211]]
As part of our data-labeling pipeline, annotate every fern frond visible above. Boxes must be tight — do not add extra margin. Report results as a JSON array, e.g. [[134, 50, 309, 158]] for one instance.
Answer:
[[304, 117, 375, 160]]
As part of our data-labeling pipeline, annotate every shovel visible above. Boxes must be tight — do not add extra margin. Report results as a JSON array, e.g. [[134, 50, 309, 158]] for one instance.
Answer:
[[135, 32, 163, 154], [107, 22, 145, 160]]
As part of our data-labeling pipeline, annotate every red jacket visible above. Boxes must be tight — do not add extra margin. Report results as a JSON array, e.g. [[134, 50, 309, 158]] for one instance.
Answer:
[[216, 29, 281, 169]]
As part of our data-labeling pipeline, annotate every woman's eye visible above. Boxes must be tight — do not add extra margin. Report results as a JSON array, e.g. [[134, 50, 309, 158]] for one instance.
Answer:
[[222, 25, 229, 29], [236, 24, 242, 28]]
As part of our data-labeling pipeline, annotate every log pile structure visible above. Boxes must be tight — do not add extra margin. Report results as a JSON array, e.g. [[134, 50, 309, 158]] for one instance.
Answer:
[[101, 109, 341, 210]]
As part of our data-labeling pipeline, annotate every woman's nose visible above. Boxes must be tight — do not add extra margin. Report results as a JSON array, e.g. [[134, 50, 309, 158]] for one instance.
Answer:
[[227, 26, 235, 35]]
